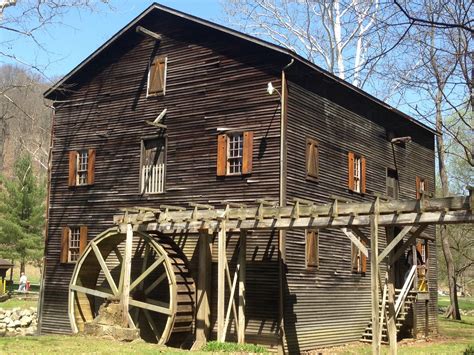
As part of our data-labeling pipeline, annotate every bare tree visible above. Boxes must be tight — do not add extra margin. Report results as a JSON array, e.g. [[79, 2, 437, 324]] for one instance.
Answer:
[[389, 0, 472, 320], [222, 0, 406, 91]]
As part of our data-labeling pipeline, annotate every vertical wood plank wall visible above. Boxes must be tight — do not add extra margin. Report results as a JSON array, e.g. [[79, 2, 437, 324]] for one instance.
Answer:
[[282, 78, 436, 352], [40, 13, 284, 345]]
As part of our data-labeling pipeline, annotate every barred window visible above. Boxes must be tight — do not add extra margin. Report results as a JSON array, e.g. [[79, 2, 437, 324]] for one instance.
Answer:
[[227, 133, 243, 175], [69, 227, 81, 262]]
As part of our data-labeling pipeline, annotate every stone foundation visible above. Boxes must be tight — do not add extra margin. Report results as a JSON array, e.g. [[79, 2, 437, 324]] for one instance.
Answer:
[[83, 301, 139, 342], [0, 307, 37, 337]]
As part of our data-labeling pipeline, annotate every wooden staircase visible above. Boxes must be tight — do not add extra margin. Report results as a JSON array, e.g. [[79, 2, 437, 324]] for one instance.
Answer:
[[361, 289, 417, 343]]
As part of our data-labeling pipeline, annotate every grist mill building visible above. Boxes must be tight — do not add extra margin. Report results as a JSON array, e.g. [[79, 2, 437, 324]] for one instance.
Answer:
[[37, 3, 462, 353]]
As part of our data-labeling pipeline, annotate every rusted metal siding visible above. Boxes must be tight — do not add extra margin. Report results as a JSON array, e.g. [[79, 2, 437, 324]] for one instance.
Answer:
[[283, 78, 436, 352], [40, 13, 284, 344]]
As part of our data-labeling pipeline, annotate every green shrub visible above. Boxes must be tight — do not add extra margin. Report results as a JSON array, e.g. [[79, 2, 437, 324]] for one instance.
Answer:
[[464, 344, 474, 355], [201, 341, 267, 353]]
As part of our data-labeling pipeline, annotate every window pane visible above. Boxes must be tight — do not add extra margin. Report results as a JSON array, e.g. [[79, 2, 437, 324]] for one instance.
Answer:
[[227, 133, 243, 174]]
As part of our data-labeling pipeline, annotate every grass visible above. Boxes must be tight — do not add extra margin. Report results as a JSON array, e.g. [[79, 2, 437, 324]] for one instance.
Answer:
[[0, 298, 38, 310], [438, 296, 474, 311], [201, 341, 267, 353]]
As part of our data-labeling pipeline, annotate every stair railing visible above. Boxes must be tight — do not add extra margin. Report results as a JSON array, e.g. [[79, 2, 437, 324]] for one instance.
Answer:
[[395, 264, 416, 317]]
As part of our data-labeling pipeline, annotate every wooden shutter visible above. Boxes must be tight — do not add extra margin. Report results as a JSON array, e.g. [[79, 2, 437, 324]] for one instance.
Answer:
[[306, 138, 319, 179], [416, 176, 421, 199], [351, 242, 358, 272], [79, 226, 88, 255], [60, 227, 70, 263], [361, 156, 366, 194], [348, 152, 355, 191], [242, 131, 254, 175], [217, 134, 227, 176], [306, 230, 318, 268], [148, 56, 166, 95], [361, 239, 367, 273], [87, 149, 96, 185], [68, 151, 77, 187]]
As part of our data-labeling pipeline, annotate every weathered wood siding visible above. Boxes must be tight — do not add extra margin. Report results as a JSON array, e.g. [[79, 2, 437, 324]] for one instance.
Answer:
[[282, 76, 436, 352], [40, 11, 285, 345]]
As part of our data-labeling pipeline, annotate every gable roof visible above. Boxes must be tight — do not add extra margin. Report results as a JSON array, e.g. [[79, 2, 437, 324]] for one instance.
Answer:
[[44, 2, 436, 135]]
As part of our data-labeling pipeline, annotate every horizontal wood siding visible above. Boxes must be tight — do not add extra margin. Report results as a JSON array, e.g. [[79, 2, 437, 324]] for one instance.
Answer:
[[41, 12, 285, 344], [283, 79, 436, 352]]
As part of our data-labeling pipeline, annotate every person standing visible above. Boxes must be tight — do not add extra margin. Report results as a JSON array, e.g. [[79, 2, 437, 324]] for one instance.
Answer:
[[18, 272, 27, 293]]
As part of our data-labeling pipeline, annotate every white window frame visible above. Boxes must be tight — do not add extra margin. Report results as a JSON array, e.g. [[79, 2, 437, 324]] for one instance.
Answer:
[[76, 150, 88, 186], [69, 227, 81, 262], [146, 56, 168, 97], [226, 132, 244, 175], [353, 155, 362, 193]]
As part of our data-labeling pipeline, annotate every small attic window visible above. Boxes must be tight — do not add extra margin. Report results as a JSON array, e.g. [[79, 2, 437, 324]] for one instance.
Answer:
[[147, 56, 167, 97]]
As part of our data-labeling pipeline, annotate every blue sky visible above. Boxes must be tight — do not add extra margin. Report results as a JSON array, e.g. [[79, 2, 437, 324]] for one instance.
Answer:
[[5, 1, 223, 81]]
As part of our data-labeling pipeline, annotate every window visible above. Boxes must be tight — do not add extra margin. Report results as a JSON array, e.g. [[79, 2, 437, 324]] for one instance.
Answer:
[[217, 131, 253, 176], [68, 149, 95, 187], [348, 152, 366, 193], [306, 137, 319, 181], [306, 230, 319, 268], [147, 56, 167, 96], [351, 238, 367, 274], [61, 226, 87, 263], [228, 133, 244, 175], [140, 138, 166, 194], [386, 168, 399, 199], [416, 176, 426, 199]]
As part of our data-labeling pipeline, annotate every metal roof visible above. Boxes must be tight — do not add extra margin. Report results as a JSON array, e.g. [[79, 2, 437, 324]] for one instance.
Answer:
[[44, 2, 437, 135]]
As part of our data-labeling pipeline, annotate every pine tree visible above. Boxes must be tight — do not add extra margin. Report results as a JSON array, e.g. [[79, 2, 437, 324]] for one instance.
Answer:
[[0, 154, 45, 272]]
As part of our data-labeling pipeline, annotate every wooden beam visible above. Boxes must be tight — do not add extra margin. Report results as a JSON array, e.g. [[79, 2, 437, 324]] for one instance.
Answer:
[[129, 298, 171, 315], [70, 284, 114, 299], [217, 221, 226, 342], [196, 230, 212, 344], [238, 231, 246, 344], [371, 198, 381, 355], [122, 223, 133, 327], [350, 226, 370, 245], [132, 209, 473, 234], [378, 226, 412, 263], [386, 230, 398, 354], [389, 225, 428, 265], [91, 242, 118, 296], [129, 255, 165, 292], [341, 228, 369, 257], [136, 26, 162, 41]]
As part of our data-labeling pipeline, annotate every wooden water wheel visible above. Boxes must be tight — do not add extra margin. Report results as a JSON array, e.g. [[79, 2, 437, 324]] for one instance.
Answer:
[[68, 228, 195, 345]]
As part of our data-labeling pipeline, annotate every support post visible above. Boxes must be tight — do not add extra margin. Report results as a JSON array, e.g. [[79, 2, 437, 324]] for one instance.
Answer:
[[238, 230, 246, 344], [217, 221, 226, 342], [387, 229, 398, 354], [122, 223, 133, 327], [195, 230, 212, 345], [371, 198, 380, 355], [412, 244, 418, 338]]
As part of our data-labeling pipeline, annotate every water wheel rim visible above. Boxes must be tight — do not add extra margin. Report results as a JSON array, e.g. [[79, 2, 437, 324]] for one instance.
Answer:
[[68, 228, 178, 344]]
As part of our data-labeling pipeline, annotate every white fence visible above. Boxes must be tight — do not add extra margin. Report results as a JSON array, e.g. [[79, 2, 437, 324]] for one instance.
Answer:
[[141, 164, 165, 193]]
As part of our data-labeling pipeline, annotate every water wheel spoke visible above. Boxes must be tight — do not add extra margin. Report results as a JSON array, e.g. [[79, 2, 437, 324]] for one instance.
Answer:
[[113, 246, 123, 263], [144, 273, 167, 296], [70, 284, 114, 299], [143, 309, 161, 342], [129, 298, 172, 315], [129, 255, 165, 292], [138, 244, 150, 291], [91, 241, 119, 296]]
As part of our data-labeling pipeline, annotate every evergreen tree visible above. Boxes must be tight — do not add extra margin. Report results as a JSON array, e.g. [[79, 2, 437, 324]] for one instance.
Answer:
[[0, 154, 45, 272]]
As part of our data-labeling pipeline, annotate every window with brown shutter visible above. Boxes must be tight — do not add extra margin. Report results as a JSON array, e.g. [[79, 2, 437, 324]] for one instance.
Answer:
[[147, 56, 167, 96], [348, 151, 366, 193], [68, 149, 95, 187], [386, 168, 399, 199], [416, 176, 426, 199], [306, 137, 319, 181], [216, 131, 253, 176], [306, 230, 319, 268], [61, 226, 87, 263], [351, 238, 367, 274]]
